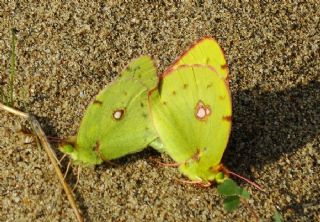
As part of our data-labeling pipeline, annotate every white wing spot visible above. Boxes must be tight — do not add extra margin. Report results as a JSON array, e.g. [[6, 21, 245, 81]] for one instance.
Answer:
[[195, 100, 211, 121], [196, 107, 206, 119], [113, 109, 124, 120]]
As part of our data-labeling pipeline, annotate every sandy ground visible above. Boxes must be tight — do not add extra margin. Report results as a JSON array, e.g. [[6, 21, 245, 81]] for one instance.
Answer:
[[0, 1, 319, 221]]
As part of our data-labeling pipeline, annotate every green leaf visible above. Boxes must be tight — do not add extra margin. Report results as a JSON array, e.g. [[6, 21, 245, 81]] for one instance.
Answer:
[[273, 210, 283, 222], [217, 179, 241, 196], [223, 196, 240, 212], [239, 187, 250, 199]]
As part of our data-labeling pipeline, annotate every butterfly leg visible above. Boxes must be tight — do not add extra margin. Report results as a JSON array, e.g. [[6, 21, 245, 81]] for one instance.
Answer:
[[58, 153, 67, 165], [64, 160, 72, 179], [72, 166, 81, 192], [148, 156, 179, 167]]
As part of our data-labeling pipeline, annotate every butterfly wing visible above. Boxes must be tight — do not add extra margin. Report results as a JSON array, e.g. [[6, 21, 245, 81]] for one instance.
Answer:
[[61, 56, 159, 164], [149, 65, 232, 182], [170, 37, 229, 80], [119, 55, 158, 88]]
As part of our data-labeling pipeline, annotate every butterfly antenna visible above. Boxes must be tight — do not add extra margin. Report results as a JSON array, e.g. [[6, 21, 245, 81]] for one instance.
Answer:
[[46, 135, 63, 143], [222, 166, 264, 192]]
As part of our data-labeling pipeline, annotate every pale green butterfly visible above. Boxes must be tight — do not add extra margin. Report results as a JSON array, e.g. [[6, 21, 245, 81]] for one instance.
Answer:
[[60, 56, 163, 165], [148, 64, 232, 183]]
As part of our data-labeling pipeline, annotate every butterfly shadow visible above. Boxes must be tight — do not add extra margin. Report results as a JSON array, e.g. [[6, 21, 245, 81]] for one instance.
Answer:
[[223, 80, 319, 180], [94, 147, 160, 171]]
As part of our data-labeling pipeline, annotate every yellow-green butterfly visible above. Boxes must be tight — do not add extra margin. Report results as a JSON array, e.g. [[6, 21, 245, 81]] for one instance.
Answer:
[[148, 37, 232, 184], [60, 56, 162, 165]]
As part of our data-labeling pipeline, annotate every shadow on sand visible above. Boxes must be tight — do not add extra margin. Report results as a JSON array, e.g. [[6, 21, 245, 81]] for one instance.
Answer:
[[223, 80, 319, 177]]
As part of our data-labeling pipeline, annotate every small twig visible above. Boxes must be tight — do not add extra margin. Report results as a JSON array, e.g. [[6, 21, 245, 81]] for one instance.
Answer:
[[0, 103, 28, 118], [0, 102, 84, 222], [174, 178, 212, 188], [9, 28, 17, 106]]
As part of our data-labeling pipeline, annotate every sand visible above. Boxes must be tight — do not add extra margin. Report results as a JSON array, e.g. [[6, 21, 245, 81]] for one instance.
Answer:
[[0, 1, 319, 221]]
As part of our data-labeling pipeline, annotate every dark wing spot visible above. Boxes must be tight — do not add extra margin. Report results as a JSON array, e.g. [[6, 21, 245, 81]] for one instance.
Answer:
[[93, 100, 103, 105], [140, 102, 144, 107], [206, 57, 210, 64], [127, 66, 132, 72], [124, 91, 128, 96], [142, 113, 147, 118], [221, 64, 228, 70], [223, 116, 232, 122], [219, 95, 226, 100], [183, 83, 188, 89], [132, 66, 141, 74], [95, 141, 107, 161], [207, 83, 213, 88], [172, 90, 176, 95], [191, 148, 201, 162], [162, 101, 167, 105], [94, 141, 100, 152]]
